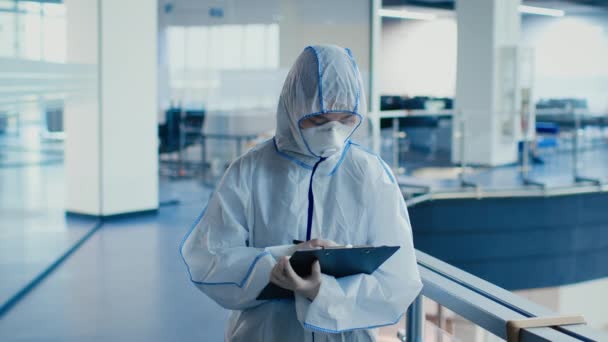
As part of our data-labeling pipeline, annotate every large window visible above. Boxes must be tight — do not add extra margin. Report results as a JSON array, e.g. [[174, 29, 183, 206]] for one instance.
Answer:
[[0, 0, 66, 62], [166, 23, 280, 109], [167, 24, 279, 72]]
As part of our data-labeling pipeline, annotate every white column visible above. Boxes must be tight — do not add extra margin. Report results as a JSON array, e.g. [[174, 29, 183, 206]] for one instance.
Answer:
[[453, 0, 521, 166], [65, 0, 158, 217]]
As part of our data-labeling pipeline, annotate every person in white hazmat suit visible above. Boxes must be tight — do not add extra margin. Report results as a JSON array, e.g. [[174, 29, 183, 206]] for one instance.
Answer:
[[180, 44, 422, 341]]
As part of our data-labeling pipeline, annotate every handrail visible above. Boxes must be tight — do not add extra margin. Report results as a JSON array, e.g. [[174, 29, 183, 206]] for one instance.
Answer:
[[410, 250, 607, 341], [403, 182, 608, 207]]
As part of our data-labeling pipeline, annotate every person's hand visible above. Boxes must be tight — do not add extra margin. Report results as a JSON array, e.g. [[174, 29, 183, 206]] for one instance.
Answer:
[[294, 239, 338, 251], [270, 256, 322, 300]]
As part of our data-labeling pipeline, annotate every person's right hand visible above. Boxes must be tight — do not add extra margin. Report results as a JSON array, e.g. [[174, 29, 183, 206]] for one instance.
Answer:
[[294, 239, 338, 251]]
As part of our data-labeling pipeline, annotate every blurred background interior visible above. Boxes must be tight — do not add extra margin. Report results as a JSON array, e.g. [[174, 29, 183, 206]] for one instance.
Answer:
[[1, 0, 607, 341]]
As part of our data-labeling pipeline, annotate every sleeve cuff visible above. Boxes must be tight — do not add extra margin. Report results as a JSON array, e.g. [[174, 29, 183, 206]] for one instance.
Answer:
[[295, 274, 348, 332], [264, 244, 297, 260]]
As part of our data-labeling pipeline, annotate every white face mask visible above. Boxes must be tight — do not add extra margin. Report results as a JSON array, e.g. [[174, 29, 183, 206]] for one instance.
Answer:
[[301, 121, 353, 157]]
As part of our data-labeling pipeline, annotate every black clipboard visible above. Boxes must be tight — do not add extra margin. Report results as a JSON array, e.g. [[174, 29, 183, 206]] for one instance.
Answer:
[[256, 245, 399, 300]]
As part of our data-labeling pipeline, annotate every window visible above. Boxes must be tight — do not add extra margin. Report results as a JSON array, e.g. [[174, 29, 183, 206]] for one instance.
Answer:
[[167, 23, 280, 72], [41, 3, 66, 62], [0, 1, 17, 57], [0, 0, 66, 62], [166, 23, 281, 108]]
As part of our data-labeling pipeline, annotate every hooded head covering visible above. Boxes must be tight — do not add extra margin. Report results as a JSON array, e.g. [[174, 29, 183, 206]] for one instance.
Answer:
[[274, 45, 367, 160]]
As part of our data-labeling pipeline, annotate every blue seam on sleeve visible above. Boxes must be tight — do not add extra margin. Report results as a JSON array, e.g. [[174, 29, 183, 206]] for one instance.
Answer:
[[350, 143, 396, 184], [303, 312, 405, 334], [273, 137, 314, 169], [344, 47, 361, 114], [328, 140, 352, 176], [178, 207, 272, 288], [306, 46, 325, 112], [178, 207, 207, 283], [191, 251, 271, 287], [377, 156, 396, 184]]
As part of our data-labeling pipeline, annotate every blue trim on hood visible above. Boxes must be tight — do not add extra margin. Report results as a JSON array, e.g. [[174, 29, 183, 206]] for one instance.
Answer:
[[297, 111, 363, 159], [328, 141, 353, 176], [306, 46, 325, 112], [344, 47, 361, 114], [273, 137, 314, 170]]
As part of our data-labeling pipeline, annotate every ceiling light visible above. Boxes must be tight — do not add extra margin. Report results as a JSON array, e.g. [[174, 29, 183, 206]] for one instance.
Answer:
[[379, 9, 437, 21], [518, 5, 565, 17]]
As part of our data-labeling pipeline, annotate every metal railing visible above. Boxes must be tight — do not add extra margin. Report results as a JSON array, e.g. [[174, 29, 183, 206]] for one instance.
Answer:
[[395, 106, 607, 204], [570, 107, 603, 186], [401, 250, 607, 341]]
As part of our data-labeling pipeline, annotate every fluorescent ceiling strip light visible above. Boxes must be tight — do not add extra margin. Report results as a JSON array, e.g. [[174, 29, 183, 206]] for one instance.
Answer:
[[379, 8, 437, 21], [518, 5, 565, 17]]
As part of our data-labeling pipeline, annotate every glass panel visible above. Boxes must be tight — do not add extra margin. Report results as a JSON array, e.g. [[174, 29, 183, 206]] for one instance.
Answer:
[[0, 0, 15, 10], [265, 23, 279, 69], [411, 298, 501, 342], [185, 26, 207, 70], [242, 24, 265, 69], [162, 0, 371, 180], [0, 0, 99, 308], [220, 25, 243, 70], [20, 7, 42, 60], [207, 25, 223, 70], [167, 25, 185, 97], [17, 1, 40, 13], [0, 11, 17, 57], [376, 298, 466, 342], [42, 3, 66, 17], [41, 13, 66, 62]]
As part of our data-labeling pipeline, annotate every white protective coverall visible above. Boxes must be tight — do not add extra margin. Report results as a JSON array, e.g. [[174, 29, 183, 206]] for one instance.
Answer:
[[180, 44, 422, 342]]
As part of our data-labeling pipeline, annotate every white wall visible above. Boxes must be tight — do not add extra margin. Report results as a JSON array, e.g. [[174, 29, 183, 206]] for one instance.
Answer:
[[381, 17, 456, 97]]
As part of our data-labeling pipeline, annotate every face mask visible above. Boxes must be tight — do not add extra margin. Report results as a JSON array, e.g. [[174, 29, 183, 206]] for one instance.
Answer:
[[301, 121, 352, 157]]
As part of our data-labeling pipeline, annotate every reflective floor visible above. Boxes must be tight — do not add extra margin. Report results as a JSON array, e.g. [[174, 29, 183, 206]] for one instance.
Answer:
[[0, 174, 229, 341], [0, 163, 97, 307]]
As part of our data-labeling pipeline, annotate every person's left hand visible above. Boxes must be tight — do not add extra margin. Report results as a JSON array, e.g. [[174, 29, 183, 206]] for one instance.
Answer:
[[270, 256, 321, 300]]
